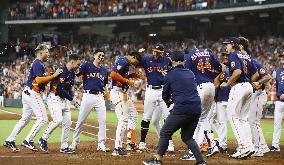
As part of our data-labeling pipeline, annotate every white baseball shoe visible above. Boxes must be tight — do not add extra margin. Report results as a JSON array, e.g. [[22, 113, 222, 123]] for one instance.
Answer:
[[167, 140, 174, 152], [97, 143, 110, 152], [230, 147, 254, 159], [139, 142, 147, 151]]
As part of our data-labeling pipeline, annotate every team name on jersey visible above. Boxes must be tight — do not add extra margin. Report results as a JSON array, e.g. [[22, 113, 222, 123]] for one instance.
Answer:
[[191, 50, 210, 61], [237, 53, 251, 60], [146, 66, 164, 73], [86, 72, 105, 81], [279, 70, 284, 84]]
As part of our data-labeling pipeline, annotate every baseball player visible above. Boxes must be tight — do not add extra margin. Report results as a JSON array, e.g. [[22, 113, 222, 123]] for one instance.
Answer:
[[181, 39, 222, 160], [220, 37, 257, 158], [143, 51, 206, 165], [38, 54, 81, 153], [69, 49, 109, 152], [4, 44, 63, 152], [271, 51, 284, 152], [212, 51, 231, 153], [248, 59, 271, 156], [138, 45, 174, 152], [0, 79, 4, 107], [110, 51, 142, 156]]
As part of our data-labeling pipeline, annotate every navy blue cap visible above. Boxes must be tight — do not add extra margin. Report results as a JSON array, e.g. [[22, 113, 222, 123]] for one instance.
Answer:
[[171, 51, 184, 62], [223, 37, 240, 44]]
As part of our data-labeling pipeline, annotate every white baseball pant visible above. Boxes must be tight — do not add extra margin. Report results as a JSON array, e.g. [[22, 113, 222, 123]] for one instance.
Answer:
[[143, 86, 169, 137], [6, 87, 48, 142], [212, 101, 229, 149], [72, 92, 107, 147], [0, 95, 4, 107], [42, 93, 71, 149], [272, 101, 284, 148], [249, 90, 268, 150], [193, 82, 215, 146], [110, 87, 138, 149], [228, 82, 254, 149]]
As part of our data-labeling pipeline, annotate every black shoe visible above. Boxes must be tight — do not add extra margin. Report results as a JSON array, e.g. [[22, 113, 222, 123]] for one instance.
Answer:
[[38, 137, 48, 153], [60, 147, 75, 154], [112, 147, 128, 156], [270, 146, 280, 152], [4, 141, 20, 152], [22, 140, 38, 151], [143, 159, 162, 165], [196, 161, 207, 165]]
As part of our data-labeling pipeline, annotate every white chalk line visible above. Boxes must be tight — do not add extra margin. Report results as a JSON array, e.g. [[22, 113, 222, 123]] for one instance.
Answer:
[[0, 109, 109, 131], [0, 155, 36, 158]]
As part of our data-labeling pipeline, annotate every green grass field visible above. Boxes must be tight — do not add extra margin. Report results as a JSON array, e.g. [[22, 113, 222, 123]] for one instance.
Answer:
[[0, 107, 283, 145]]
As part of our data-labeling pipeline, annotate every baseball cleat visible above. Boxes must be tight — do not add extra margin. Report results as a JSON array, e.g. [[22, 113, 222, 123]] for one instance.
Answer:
[[251, 151, 264, 157], [206, 144, 219, 157], [270, 146, 280, 152], [22, 140, 38, 151], [97, 145, 110, 152], [4, 141, 20, 152], [167, 140, 174, 152], [112, 147, 128, 156], [180, 151, 196, 161], [139, 142, 147, 151], [38, 137, 48, 153], [143, 159, 162, 165], [126, 142, 138, 151], [60, 147, 75, 154], [229, 147, 254, 159], [259, 146, 270, 154], [196, 161, 207, 165]]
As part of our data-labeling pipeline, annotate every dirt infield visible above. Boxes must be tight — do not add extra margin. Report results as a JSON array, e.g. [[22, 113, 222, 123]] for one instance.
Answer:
[[0, 113, 284, 165]]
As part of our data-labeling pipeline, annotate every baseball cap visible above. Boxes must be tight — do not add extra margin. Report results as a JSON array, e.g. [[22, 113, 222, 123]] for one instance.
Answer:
[[152, 45, 164, 53], [223, 37, 240, 44], [171, 51, 184, 62]]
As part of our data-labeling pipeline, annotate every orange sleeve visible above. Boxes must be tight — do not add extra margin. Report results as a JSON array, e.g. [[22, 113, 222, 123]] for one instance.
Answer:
[[110, 71, 128, 84], [131, 72, 141, 78], [35, 75, 55, 84]]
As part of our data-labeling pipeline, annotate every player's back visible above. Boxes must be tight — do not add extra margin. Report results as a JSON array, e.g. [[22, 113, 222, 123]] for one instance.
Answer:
[[184, 48, 220, 85]]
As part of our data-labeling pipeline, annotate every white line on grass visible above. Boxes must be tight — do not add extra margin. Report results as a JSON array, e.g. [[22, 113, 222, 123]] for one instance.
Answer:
[[0, 155, 35, 158], [0, 109, 109, 131]]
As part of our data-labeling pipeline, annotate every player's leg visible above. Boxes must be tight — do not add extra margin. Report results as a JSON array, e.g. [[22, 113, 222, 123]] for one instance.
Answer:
[[126, 98, 138, 151], [94, 94, 109, 152], [139, 87, 156, 150], [24, 91, 48, 151], [40, 94, 63, 152], [111, 89, 128, 156], [71, 93, 94, 150], [60, 101, 72, 153], [215, 101, 228, 151], [271, 101, 284, 151], [5, 92, 33, 152]]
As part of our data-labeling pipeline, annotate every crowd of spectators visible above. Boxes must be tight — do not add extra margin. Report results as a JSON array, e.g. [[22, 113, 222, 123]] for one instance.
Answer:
[[7, 0, 268, 20], [0, 36, 283, 106]]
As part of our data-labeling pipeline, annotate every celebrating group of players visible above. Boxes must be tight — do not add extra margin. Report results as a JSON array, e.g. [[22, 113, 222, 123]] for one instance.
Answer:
[[3, 36, 284, 165]]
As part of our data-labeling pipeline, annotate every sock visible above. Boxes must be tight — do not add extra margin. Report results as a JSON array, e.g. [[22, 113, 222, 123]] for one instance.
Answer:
[[140, 120, 150, 143]]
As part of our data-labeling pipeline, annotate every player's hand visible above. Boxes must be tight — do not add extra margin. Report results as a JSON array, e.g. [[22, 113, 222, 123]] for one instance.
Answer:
[[127, 79, 135, 87], [53, 68, 63, 77], [161, 70, 167, 76], [221, 64, 227, 72], [220, 82, 229, 89], [280, 94, 284, 100], [252, 82, 262, 90]]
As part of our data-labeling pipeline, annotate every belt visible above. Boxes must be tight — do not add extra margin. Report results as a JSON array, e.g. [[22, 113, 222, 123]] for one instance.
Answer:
[[84, 89, 103, 95], [147, 85, 163, 89]]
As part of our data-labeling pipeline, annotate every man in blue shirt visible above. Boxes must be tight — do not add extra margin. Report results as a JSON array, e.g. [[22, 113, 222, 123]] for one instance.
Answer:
[[38, 54, 81, 153], [220, 37, 257, 159], [4, 44, 63, 152], [69, 49, 109, 153], [271, 51, 284, 152], [138, 45, 174, 152], [143, 51, 206, 165]]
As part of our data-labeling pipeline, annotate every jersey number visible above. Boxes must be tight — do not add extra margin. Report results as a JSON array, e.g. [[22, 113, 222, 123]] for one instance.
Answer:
[[197, 58, 214, 73]]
